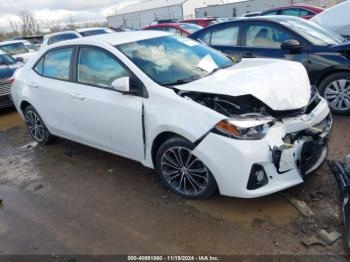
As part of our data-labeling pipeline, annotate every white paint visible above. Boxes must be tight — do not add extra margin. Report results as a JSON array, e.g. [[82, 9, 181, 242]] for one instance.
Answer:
[[11, 31, 331, 198]]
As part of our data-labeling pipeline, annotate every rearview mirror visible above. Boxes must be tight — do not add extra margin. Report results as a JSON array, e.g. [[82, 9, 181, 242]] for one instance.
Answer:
[[111, 77, 130, 93], [281, 39, 302, 53]]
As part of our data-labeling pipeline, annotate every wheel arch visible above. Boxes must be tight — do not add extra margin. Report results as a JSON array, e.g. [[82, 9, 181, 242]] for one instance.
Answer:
[[315, 68, 350, 88], [20, 100, 32, 113]]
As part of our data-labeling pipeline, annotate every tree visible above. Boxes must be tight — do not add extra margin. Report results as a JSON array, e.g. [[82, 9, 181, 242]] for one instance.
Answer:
[[18, 11, 40, 36]]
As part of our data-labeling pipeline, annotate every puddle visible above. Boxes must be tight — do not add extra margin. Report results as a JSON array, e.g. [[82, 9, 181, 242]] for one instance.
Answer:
[[0, 111, 24, 131], [187, 195, 298, 226]]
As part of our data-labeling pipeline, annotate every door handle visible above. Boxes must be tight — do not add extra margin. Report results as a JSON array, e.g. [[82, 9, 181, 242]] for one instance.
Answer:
[[242, 53, 255, 58], [70, 93, 85, 101], [29, 82, 38, 88]]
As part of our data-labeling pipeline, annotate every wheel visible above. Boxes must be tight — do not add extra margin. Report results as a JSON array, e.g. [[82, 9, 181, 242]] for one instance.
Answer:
[[24, 105, 55, 144], [155, 136, 217, 199], [319, 72, 350, 114]]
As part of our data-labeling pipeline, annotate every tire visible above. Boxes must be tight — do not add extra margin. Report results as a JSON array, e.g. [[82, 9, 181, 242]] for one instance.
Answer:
[[155, 136, 217, 199], [24, 105, 55, 145], [319, 72, 350, 115]]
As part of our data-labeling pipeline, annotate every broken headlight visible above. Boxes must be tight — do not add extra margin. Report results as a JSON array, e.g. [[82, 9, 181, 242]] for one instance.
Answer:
[[215, 114, 275, 140]]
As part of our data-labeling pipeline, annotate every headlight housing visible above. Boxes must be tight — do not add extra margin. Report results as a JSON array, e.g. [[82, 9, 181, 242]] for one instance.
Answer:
[[214, 114, 275, 140]]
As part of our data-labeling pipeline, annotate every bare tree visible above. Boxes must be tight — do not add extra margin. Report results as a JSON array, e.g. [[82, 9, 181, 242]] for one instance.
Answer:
[[7, 17, 19, 34], [18, 11, 40, 36]]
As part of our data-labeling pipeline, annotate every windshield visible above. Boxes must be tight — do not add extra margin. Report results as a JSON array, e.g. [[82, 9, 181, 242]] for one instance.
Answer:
[[0, 53, 17, 65], [278, 17, 344, 46], [0, 43, 30, 55], [117, 36, 233, 86], [23, 42, 38, 51], [179, 24, 203, 34], [80, 29, 113, 37]]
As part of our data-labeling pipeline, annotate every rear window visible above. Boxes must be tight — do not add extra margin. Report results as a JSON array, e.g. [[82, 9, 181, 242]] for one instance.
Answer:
[[48, 34, 78, 45], [79, 29, 113, 37], [179, 24, 203, 34]]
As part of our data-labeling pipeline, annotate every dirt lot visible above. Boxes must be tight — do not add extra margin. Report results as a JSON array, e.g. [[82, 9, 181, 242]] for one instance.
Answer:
[[0, 108, 349, 257]]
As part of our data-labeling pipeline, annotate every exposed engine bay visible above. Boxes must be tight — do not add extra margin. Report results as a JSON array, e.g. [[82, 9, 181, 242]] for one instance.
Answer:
[[178, 85, 321, 119]]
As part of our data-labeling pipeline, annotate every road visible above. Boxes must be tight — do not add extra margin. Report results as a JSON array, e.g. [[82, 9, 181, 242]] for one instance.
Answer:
[[0, 108, 349, 256]]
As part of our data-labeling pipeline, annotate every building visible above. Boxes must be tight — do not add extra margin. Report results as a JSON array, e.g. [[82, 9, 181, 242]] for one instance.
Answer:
[[195, 0, 345, 18], [107, 0, 223, 29]]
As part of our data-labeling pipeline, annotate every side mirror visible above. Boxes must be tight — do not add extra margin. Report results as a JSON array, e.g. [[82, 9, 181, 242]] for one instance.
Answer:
[[111, 77, 130, 93], [16, 57, 24, 62], [281, 39, 302, 53]]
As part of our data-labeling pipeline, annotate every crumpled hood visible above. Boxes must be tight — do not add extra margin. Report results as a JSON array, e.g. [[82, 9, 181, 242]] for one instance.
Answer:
[[176, 58, 311, 111]]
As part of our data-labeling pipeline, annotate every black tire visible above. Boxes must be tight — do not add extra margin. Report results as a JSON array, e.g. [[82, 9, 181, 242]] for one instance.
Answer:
[[319, 72, 350, 115], [155, 136, 217, 199], [24, 105, 55, 145]]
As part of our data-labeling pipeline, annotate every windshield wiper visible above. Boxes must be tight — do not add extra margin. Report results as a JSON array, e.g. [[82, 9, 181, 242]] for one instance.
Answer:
[[163, 76, 202, 86]]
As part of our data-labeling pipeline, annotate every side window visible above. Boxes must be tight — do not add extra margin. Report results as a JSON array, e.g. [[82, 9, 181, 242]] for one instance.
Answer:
[[262, 10, 278, 16], [42, 48, 73, 80], [211, 26, 239, 46], [198, 31, 211, 44], [77, 47, 130, 88], [34, 58, 44, 75], [162, 27, 182, 36], [300, 9, 314, 16], [245, 24, 293, 48], [280, 8, 301, 17], [48, 34, 78, 45]]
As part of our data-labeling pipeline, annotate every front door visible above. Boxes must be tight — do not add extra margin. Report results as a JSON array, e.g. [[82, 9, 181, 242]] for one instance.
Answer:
[[71, 46, 144, 161], [240, 22, 309, 68]]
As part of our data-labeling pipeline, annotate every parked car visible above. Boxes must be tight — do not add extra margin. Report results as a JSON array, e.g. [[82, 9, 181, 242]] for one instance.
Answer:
[[242, 12, 261, 18], [150, 19, 179, 25], [260, 5, 324, 20], [143, 23, 203, 36], [0, 50, 23, 109], [41, 27, 114, 47], [11, 31, 331, 199], [311, 1, 350, 39], [0, 40, 38, 62], [13, 35, 44, 46], [189, 16, 350, 114], [181, 17, 219, 27]]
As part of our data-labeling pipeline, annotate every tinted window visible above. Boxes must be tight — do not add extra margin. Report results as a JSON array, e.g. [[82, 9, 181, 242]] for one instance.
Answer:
[[245, 24, 293, 48], [198, 31, 211, 44], [34, 58, 44, 75], [211, 26, 239, 46], [79, 29, 113, 37], [299, 9, 314, 16], [42, 48, 73, 80], [179, 24, 203, 34], [48, 34, 78, 45], [280, 8, 301, 16], [262, 10, 278, 16], [0, 53, 17, 65], [162, 27, 182, 36], [78, 47, 130, 88], [0, 43, 29, 55]]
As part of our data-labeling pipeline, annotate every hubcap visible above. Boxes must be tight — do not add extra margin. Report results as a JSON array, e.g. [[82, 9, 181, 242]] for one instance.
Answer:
[[25, 110, 45, 142], [324, 79, 350, 111], [160, 147, 209, 196]]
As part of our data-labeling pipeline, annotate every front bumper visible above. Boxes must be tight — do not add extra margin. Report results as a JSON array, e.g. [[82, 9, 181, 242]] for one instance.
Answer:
[[0, 81, 13, 109], [193, 98, 331, 198]]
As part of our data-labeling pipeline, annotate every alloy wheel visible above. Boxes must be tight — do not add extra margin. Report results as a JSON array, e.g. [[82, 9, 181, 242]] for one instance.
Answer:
[[324, 79, 350, 111], [25, 110, 46, 143], [160, 147, 209, 196]]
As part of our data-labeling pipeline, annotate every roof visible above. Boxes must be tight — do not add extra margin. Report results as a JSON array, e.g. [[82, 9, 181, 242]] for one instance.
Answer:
[[47, 31, 171, 48], [115, 0, 185, 15], [263, 4, 324, 12]]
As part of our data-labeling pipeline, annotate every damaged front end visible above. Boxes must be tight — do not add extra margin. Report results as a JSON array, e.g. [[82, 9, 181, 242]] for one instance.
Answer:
[[181, 86, 332, 197], [328, 156, 350, 249]]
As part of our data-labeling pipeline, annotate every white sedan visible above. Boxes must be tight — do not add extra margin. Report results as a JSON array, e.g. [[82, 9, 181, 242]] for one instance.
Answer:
[[11, 31, 332, 199], [0, 40, 38, 62]]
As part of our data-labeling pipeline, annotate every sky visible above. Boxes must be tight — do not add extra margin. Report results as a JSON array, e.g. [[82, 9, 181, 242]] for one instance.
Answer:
[[0, 0, 140, 32]]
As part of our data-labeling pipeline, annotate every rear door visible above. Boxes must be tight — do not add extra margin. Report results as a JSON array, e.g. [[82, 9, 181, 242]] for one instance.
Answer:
[[31, 46, 79, 139]]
